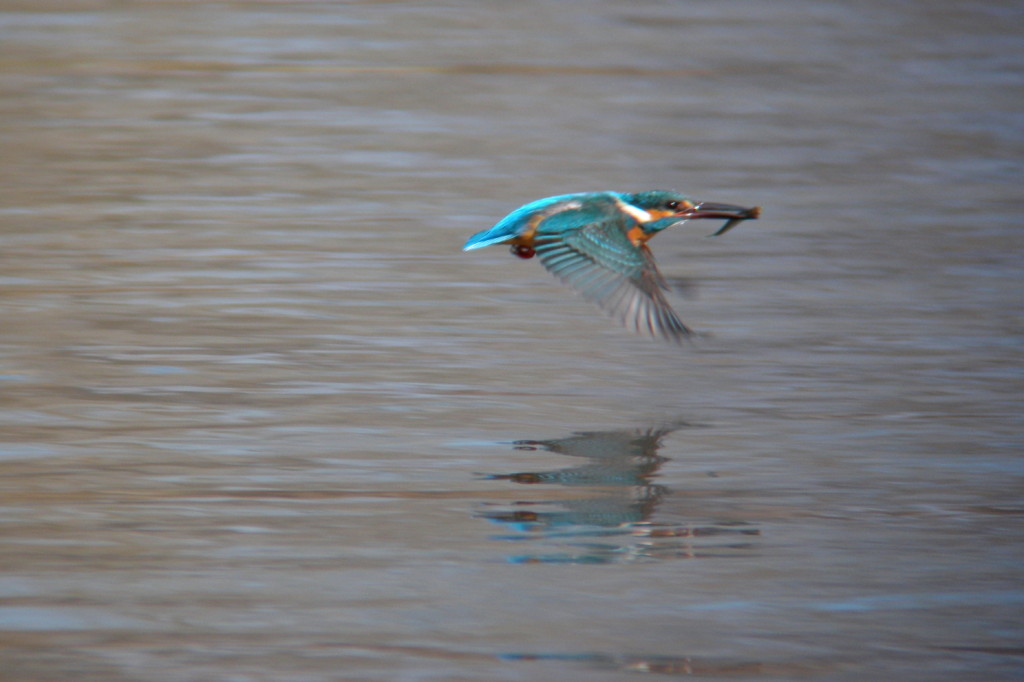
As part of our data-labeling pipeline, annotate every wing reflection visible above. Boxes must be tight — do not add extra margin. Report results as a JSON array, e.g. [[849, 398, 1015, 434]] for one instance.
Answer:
[[477, 425, 759, 564]]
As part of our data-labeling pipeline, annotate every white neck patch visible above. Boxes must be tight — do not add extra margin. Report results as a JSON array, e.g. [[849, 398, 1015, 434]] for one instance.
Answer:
[[614, 196, 653, 223]]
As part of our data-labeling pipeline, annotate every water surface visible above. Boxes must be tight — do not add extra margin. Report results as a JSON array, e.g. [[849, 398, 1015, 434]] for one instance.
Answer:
[[1, 1, 1022, 680]]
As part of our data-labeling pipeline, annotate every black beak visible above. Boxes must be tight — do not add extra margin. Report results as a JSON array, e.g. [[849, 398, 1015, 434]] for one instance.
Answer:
[[680, 202, 761, 236]]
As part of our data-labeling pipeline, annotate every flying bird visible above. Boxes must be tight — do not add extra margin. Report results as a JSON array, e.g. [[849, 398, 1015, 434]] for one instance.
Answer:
[[463, 191, 760, 341]]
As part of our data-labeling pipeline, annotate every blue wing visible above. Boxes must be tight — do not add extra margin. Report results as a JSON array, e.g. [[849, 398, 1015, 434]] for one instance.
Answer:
[[533, 216, 691, 342]]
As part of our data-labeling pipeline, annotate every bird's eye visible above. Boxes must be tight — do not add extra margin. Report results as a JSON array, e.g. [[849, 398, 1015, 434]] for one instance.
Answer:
[[666, 201, 680, 210]]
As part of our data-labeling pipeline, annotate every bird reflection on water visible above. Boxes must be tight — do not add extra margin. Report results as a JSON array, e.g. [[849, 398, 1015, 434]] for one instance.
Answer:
[[477, 425, 759, 564]]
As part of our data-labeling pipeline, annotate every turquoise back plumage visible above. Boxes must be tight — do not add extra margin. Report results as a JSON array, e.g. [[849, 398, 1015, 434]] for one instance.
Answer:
[[463, 192, 626, 250]]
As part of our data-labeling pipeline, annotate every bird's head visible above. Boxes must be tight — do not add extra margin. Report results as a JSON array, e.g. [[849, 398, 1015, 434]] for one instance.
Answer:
[[624, 190, 761, 236]]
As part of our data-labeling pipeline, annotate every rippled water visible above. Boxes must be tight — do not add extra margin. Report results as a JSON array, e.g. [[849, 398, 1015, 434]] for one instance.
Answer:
[[2, 1, 1023, 680]]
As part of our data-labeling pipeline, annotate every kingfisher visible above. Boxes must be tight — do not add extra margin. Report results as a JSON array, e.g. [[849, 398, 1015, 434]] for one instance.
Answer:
[[463, 191, 761, 342]]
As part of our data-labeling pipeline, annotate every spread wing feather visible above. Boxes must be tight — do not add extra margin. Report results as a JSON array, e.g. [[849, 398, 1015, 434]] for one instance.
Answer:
[[532, 217, 690, 342]]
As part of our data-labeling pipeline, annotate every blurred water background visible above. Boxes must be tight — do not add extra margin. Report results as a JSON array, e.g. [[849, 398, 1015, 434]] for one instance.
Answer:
[[1, 1, 1022, 680]]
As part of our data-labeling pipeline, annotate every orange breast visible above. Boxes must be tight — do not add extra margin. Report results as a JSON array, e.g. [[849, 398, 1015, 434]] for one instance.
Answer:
[[627, 224, 650, 247]]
